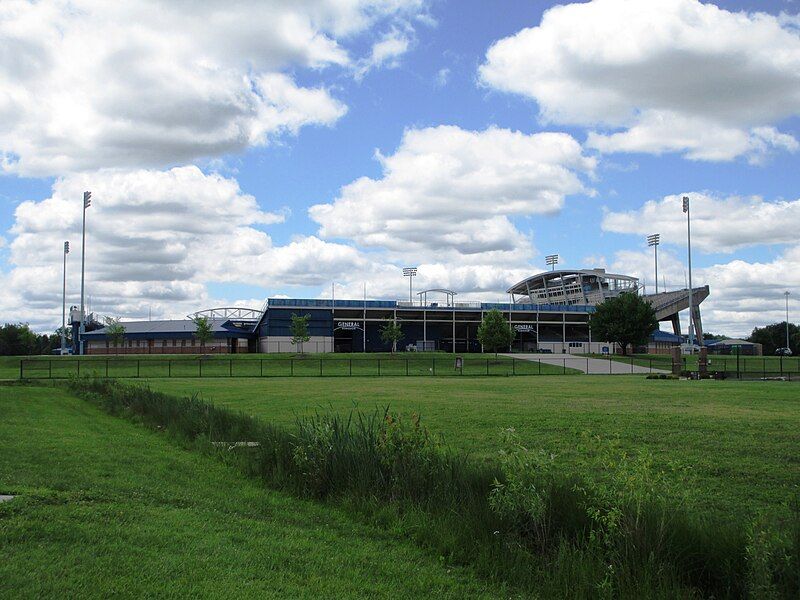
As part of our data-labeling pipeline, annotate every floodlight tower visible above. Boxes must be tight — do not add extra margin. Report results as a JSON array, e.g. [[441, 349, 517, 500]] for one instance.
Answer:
[[682, 196, 698, 347], [79, 191, 91, 355], [647, 233, 660, 294], [61, 241, 70, 355], [786, 291, 791, 351], [402, 267, 417, 304], [545, 254, 559, 271]]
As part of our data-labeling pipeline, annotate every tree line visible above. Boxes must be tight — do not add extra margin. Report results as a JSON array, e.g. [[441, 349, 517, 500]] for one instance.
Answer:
[[0, 323, 70, 356]]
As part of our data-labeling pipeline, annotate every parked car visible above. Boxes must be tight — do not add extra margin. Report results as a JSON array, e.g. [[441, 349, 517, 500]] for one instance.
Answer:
[[776, 347, 793, 356]]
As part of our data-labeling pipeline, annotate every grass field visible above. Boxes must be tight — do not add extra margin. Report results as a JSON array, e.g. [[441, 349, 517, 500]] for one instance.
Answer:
[[142, 376, 800, 521], [2, 352, 580, 380], [0, 384, 503, 599]]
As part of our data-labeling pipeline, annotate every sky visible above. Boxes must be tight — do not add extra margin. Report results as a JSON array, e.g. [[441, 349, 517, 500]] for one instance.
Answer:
[[1, 0, 799, 337]]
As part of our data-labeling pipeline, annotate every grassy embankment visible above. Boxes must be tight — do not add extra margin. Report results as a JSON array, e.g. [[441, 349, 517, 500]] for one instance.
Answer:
[[0, 384, 501, 598]]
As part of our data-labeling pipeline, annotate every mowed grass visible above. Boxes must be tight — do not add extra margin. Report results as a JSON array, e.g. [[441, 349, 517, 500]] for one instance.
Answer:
[[0, 384, 504, 599], [145, 376, 800, 521], [3, 352, 579, 380]]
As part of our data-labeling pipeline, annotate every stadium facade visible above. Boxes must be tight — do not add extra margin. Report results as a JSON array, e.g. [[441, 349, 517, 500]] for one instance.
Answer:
[[80, 269, 709, 355]]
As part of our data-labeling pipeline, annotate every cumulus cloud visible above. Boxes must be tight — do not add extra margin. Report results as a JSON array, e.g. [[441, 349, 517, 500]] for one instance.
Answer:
[[479, 0, 800, 162], [0, 166, 366, 328], [309, 125, 595, 262], [602, 192, 800, 253], [0, 0, 426, 175]]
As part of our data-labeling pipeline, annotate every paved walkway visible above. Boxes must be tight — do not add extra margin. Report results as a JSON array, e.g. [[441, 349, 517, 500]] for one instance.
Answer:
[[502, 353, 669, 375]]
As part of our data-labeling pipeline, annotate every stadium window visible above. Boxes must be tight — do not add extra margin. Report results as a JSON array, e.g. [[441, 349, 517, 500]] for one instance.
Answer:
[[181, 340, 186, 347], [161, 340, 167, 347], [136, 340, 140, 347], [128, 340, 132, 348], [172, 339, 176, 347]]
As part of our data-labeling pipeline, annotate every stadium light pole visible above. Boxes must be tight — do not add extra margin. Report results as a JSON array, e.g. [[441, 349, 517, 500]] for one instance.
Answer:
[[682, 196, 696, 348], [786, 291, 791, 351], [61, 241, 70, 355], [647, 234, 660, 294], [79, 191, 91, 355], [402, 267, 417, 304], [546, 254, 559, 271]]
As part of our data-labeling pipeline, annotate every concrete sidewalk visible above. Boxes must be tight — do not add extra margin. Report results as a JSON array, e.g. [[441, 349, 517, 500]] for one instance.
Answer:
[[502, 353, 669, 375]]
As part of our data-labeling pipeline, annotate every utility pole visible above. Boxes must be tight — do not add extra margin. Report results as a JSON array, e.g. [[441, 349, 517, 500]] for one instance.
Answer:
[[79, 191, 91, 355], [61, 241, 70, 354], [682, 196, 696, 348]]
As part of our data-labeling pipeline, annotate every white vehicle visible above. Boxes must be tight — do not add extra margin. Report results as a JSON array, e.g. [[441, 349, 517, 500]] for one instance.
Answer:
[[776, 347, 793, 356]]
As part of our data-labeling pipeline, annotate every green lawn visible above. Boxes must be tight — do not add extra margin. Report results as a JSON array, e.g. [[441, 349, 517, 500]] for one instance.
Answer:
[[3, 352, 579, 380], [143, 375, 800, 521], [0, 384, 504, 599]]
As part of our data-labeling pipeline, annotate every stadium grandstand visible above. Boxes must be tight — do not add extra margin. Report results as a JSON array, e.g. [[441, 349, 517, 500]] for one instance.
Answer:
[[79, 268, 709, 355]]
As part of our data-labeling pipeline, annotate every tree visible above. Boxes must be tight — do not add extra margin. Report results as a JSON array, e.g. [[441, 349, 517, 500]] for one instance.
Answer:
[[290, 313, 311, 354], [380, 319, 404, 353], [477, 309, 515, 359], [590, 293, 658, 356], [749, 322, 799, 356], [193, 316, 214, 351], [104, 317, 126, 355], [0, 323, 39, 355]]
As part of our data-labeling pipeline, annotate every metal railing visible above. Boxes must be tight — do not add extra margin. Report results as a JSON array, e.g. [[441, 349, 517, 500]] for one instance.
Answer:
[[17, 355, 800, 380]]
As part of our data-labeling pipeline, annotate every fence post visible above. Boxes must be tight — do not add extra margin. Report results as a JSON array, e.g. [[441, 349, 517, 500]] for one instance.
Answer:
[[199, 360, 203, 378], [538, 360, 541, 375], [378, 359, 381, 376], [77, 360, 80, 377], [49, 360, 52, 379], [229, 359, 232, 377], [349, 358, 352, 376], [320, 359, 323, 377], [291, 359, 294, 376], [563, 358, 566, 375], [406, 358, 408, 376], [137, 360, 140, 378], [168, 359, 171, 377], [631, 357, 634, 374], [512, 358, 515, 376], [260, 359, 263, 377], [19, 360, 23, 380], [106, 359, 109, 378], [486, 359, 489, 375], [432, 358, 436, 376]]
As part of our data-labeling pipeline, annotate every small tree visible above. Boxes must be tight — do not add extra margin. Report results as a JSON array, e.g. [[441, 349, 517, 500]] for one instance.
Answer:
[[590, 293, 658, 356], [290, 313, 311, 354], [380, 319, 404, 353], [104, 317, 126, 355], [193, 316, 214, 351], [477, 309, 516, 359]]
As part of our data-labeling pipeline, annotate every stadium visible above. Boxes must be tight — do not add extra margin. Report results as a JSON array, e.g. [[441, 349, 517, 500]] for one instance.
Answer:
[[79, 268, 709, 355]]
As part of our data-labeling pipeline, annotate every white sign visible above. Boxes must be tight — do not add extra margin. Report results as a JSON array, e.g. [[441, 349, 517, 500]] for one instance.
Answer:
[[335, 321, 362, 331], [513, 323, 535, 332]]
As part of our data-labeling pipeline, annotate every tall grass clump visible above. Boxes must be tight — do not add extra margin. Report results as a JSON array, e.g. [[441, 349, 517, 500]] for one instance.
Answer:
[[66, 378, 799, 599]]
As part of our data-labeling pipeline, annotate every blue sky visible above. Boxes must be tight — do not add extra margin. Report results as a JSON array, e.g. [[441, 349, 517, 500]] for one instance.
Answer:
[[1, 0, 799, 336]]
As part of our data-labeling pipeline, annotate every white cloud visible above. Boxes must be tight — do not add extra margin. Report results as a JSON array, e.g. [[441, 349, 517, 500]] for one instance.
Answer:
[[0, 0, 426, 175], [479, 0, 800, 162], [309, 125, 595, 262], [0, 166, 366, 328], [355, 29, 412, 79], [602, 192, 800, 252], [435, 68, 450, 87]]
